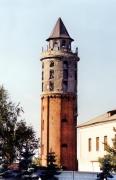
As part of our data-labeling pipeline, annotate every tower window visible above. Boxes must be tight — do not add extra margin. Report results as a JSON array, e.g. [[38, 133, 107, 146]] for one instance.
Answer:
[[63, 70, 68, 79], [75, 71, 77, 80], [104, 136, 107, 150], [53, 41, 58, 47], [50, 61, 54, 67], [61, 144, 68, 148], [62, 40, 66, 47], [88, 138, 92, 152], [42, 71, 44, 80], [63, 81, 68, 92], [96, 137, 99, 151], [49, 81, 54, 91], [42, 83, 44, 92], [63, 61, 68, 69], [41, 144, 44, 155], [62, 118, 67, 123], [42, 62, 44, 69], [49, 70, 54, 79], [42, 120, 44, 130], [53, 41, 58, 50]]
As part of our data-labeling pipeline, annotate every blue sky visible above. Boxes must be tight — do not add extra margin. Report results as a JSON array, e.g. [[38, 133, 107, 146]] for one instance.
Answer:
[[0, 0, 116, 135]]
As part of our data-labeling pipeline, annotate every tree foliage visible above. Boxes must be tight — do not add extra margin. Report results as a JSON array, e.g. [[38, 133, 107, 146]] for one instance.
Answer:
[[98, 127, 116, 175], [41, 152, 60, 180], [0, 86, 36, 165]]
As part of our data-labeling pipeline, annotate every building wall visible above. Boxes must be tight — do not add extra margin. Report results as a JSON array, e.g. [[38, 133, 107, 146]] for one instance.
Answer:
[[77, 120, 116, 172], [60, 95, 77, 170], [41, 94, 77, 170], [41, 45, 79, 170], [41, 50, 77, 94]]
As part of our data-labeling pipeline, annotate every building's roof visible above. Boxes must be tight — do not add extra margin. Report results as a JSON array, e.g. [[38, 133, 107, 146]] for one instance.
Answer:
[[78, 109, 116, 128], [46, 17, 74, 41]]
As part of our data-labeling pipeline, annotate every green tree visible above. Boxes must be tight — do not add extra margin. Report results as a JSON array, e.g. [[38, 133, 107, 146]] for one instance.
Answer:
[[19, 143, 35, 170], [98, 127, 116, 179], [41, 152, 61, 180], [0, 86, 36, 165]]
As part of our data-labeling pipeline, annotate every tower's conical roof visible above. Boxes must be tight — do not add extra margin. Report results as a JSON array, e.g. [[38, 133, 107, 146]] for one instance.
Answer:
[[46, 18, 74, 41]]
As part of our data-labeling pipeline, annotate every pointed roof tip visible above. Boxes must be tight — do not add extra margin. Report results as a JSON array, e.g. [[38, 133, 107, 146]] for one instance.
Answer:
[[46, 18, 74, 41]]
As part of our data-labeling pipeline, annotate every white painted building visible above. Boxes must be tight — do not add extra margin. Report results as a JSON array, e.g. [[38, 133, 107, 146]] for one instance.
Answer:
[[77, 110, 116, 172]]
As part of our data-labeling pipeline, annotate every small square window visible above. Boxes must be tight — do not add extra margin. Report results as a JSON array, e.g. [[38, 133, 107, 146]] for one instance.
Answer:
[[61, 144, 68, 148], [62, 118, 67, 122]]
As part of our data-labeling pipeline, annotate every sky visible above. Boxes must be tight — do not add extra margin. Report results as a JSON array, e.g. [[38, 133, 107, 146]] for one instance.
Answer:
[[0, 0, 116, 136]]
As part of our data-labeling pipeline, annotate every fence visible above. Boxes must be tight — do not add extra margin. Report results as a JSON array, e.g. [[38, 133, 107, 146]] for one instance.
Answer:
[[56, 171, 116, 180]]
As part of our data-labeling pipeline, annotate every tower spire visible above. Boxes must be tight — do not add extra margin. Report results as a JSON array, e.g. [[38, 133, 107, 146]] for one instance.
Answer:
[[46, 17, 74, 41]]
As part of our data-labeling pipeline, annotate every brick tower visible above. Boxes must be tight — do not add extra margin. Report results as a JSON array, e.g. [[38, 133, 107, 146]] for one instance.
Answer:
[[40, 18, 79, 170]]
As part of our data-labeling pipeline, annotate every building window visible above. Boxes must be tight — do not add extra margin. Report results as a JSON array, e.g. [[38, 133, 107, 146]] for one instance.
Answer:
[[61, 144, 68, 148], [63, 61, 68, 69], [49, 70, 54, 79], [63, 70, 68, 79], [62, 118, 67, 123], [42, 83, 44, 92], [53, 41, 58, 50], [42, 62, 44, 69], [63, 81, 68, 92], [50, 61, 54, 67], [42, 71, 44, 80], [49, 81, 54, 91], [88, 138, 92, 152], [75, 71, 77, 80], [96, 137, 99, 151], [62, 40, 66, 47], [104, 136, 107, 150], [42, 120, 44, 130], [41, 144, 44, 155]]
